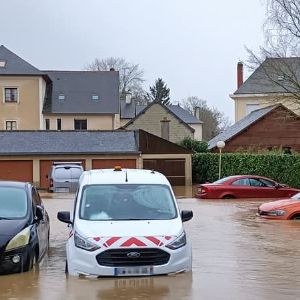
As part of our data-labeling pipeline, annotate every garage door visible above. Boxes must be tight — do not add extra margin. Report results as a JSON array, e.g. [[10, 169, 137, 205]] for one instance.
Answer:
[[143, 159, 185, 185], [92, 159, 137, 169], [40, 160, 86, 189], [0, 160, 33, 182]]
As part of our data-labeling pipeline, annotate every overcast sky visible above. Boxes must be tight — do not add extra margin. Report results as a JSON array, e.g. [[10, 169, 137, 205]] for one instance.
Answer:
[[1, 0, 266, 121]]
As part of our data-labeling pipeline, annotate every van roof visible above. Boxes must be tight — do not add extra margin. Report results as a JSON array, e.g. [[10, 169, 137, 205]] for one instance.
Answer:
[[79, 169, 170, 186]]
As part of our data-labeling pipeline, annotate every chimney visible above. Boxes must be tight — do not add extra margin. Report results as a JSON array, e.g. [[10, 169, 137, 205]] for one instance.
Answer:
[[237, 62, 243, 89], [194, 106, 200, 120]]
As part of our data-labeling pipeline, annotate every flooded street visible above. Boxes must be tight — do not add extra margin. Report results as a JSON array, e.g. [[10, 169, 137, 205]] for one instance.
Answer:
[[1, 192, 300, 300]]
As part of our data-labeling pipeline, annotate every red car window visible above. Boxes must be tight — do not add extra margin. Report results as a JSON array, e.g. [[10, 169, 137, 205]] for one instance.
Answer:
[[258, 178, 276, 187], [231, 178, 251, 186]]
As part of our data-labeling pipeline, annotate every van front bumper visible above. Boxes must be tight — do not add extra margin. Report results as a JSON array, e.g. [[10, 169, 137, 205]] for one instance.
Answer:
[[66, 239, 192, 277]]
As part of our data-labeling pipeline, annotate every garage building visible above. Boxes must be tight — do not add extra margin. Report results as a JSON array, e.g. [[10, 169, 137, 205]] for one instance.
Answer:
[[0, 129, 192, 188]]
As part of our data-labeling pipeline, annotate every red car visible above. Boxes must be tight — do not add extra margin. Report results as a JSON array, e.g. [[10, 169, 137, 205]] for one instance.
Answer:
[[195, 175, 300, 199]]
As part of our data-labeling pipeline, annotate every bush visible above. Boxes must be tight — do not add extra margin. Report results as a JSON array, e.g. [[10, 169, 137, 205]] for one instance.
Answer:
[[178, 137, 208, 153], [192, 153, 300, 188]]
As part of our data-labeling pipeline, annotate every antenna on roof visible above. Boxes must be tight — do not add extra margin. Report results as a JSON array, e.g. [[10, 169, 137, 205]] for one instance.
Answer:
[[125, 171, 128, 182]]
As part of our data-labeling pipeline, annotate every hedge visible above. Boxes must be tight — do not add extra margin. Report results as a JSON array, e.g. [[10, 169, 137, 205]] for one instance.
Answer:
[[192, 153, 300, 188]]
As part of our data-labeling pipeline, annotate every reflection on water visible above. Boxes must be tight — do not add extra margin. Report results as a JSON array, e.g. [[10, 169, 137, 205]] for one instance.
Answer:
[[1, 195, 300, 300]]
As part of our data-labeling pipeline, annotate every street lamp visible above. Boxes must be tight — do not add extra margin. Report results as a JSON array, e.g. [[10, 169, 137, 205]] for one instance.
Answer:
[[217, 141, 225, 179]]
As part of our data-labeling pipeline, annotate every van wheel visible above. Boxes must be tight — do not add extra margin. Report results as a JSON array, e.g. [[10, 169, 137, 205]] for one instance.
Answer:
[[222, 195, 235, 199]]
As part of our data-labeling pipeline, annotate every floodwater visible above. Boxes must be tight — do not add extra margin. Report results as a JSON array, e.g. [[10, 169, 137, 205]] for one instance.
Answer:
[[1, 190, 300, 300]]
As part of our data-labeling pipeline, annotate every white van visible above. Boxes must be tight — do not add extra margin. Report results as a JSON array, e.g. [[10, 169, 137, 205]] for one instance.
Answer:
[[48, 162, 83, 193], [57, 168, 193, 277]]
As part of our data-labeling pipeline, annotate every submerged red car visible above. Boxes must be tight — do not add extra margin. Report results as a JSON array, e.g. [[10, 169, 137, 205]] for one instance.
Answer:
[[257, 193, 300, 220], [195, 175, 300, 199]]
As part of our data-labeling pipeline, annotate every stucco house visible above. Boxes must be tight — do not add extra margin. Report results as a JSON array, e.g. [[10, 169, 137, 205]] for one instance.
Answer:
[[121, 100, 203, 143], [0, 45, 120, 130], [230, 59, 300, 122]]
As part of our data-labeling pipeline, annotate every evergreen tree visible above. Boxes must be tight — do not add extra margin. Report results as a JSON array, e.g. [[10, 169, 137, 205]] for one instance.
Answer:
[[149, 78, 170, 104]]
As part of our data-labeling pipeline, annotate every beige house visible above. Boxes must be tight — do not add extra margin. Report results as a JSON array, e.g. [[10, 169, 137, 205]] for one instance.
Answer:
[[121, 100, 203, 143], [230, 59, 300, 122], [0, 46, 120, 130]]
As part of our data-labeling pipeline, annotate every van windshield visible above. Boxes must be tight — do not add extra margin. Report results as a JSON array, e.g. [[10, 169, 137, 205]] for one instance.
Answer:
[[79, 184, 177, 221]]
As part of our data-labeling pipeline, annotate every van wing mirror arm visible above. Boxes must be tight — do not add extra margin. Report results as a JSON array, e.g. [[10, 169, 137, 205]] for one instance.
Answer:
[[57, 211, 72, 224]]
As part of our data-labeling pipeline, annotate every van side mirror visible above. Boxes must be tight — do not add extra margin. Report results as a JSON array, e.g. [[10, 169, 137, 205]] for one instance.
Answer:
[[181, 210, 193, 222], [57, 211, 72, 224]]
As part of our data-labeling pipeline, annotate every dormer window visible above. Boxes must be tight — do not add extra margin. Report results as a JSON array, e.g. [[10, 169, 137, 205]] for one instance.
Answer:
[[0, 60, 6, 68], [58, 94, 65, 101], [92, 94, 99, 101]]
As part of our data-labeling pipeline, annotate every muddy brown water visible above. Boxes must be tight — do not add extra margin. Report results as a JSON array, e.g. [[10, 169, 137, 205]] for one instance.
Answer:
[[1, 189, 300, 300]]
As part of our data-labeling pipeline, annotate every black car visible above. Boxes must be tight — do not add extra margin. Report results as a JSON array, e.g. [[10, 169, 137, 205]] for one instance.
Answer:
[[0, 181, 50, 275]]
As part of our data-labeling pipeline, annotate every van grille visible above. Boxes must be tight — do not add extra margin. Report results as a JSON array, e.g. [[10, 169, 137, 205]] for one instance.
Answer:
[[96, 248, 170, 267]]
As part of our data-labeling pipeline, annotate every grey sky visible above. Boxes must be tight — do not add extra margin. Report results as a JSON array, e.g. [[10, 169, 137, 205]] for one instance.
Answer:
[[1, 0, 265, 120]]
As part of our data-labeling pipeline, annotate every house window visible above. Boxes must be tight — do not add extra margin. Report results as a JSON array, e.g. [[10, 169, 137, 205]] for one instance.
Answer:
[[58, 94, 65, 101], [160, 117, 170, 140], [92, 94, 99, 101], [0, 60, 6, 68], [4, 88, 18, 102], [74, 119, 87, 130], [246, 104, 260, 115], [57, 118, 62, 130], [6, 120, 17, 130], [45, 119, 50, 130]]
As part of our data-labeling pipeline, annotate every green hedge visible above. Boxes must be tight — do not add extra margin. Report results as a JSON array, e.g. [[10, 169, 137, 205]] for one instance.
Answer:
[[192, 153, 300, 188]]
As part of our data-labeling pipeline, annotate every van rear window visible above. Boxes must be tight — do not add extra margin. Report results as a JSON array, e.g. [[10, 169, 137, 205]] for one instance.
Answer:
[[79, 184, 177, 221]]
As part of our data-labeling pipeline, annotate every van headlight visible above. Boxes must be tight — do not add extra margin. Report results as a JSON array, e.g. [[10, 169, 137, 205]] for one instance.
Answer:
[[74, 232, 100, 251], [166, 232, 186, 250], [5, 226, 31, 251]]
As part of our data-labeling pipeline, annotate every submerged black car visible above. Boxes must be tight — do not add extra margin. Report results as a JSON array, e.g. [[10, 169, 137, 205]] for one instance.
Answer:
[[0, 181, 50, 275]]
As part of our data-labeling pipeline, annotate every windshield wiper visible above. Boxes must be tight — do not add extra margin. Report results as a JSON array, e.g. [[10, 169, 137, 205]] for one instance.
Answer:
[[0, 217, 12, 220]]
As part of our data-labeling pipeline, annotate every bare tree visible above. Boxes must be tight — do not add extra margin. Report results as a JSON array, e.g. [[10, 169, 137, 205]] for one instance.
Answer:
[[85, 57, 146, 101], [246, 0, 300, 107], [181, 96, 231, 141]]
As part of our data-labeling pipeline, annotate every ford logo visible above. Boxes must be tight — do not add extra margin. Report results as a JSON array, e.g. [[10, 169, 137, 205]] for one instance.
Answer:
[[127, 251, 141, 258]]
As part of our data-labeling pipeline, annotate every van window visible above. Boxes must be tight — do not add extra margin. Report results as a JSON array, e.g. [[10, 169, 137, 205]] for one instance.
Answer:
[[53, 166, 82, 179], [71, 167, 83, 179], [79, 184, 177, 221], [54, 167, 71, 179]]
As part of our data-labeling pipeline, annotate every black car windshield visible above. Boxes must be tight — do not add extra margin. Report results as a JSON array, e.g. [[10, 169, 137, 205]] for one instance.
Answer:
[[0, 187, 27, 219], [79, 184, 177, 221]]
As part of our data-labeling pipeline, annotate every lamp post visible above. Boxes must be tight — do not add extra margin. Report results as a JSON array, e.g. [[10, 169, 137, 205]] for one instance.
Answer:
[[217, 141, 225, 179]]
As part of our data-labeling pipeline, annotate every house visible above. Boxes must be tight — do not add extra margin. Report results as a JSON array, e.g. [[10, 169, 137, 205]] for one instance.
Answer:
[[120, 100, 203, 143], [208, 104, 300, 153], [230, 59, 300, 122], [0, 45, 120, 130], [0, 129, 192, 187]]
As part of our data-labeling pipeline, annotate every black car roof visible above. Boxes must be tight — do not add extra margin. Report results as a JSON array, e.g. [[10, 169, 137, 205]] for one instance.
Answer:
[[0, 181, 30, 188]]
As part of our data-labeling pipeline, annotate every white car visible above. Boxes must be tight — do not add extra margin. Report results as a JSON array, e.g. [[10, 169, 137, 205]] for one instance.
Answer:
[[57, 168, 193, 277]]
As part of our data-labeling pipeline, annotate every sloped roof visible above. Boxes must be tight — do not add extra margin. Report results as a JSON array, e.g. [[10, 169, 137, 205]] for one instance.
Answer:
[[120, 100, 202, 124], [43, 70, 119, 114], [0, 45, 42, 76], [0, 131, 138, 155], [123, 101, 195, 132], [234, 57, 300, 95], [168, 105, 203, 124], [208, 105, 278, 149]]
